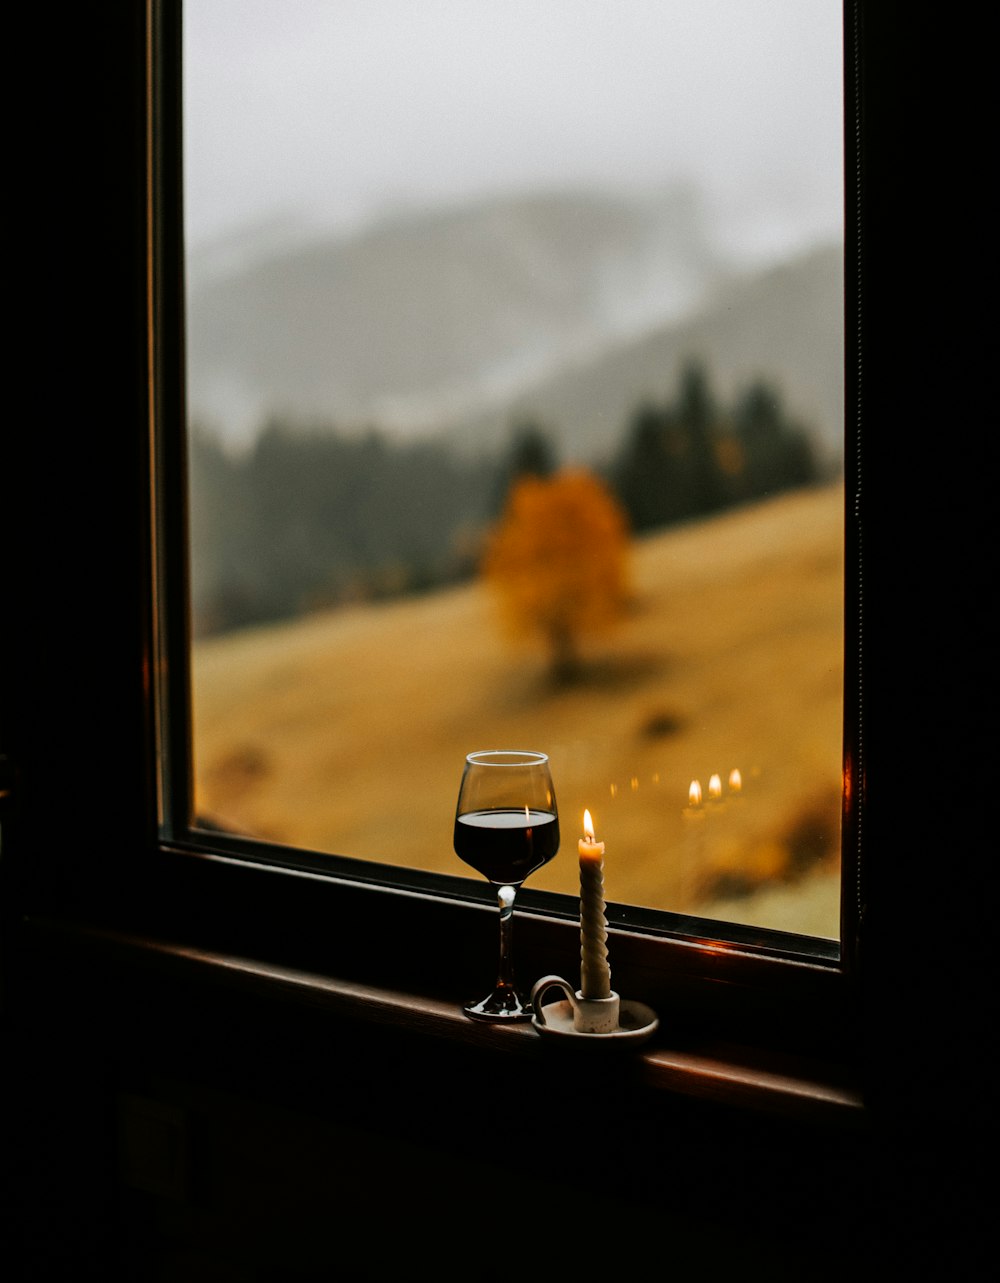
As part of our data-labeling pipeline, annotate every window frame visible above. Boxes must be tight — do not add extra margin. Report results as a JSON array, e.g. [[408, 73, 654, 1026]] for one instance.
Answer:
[[148, 0, 860, 1059], [7, 0, 919, 1110]]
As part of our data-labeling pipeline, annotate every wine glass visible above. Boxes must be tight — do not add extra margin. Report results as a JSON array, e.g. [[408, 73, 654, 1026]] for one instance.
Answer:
[[454, 750, 560, 1021]]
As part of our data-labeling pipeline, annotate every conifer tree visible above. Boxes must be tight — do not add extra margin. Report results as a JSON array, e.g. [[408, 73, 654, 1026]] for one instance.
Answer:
[[675, 357, 725, 515]]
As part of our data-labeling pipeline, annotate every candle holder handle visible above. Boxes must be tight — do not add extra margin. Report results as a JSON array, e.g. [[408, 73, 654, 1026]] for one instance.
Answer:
[[530, 974, 576, 1022], [530, 974, 621, 1034]]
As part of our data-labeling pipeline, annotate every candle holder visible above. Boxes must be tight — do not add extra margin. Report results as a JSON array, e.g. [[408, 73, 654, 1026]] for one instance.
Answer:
[[529, 974, 659, 1047]]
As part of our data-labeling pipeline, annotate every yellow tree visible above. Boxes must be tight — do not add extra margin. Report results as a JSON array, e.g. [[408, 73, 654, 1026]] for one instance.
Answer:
[[482, 468, 631, 682]]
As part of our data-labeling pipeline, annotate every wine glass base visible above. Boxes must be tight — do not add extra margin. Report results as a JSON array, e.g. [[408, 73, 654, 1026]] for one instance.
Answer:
[[462, 992, 533, 1022]]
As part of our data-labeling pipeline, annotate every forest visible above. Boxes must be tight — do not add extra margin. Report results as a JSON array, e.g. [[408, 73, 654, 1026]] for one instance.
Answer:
[[189, 357, 832, 639]]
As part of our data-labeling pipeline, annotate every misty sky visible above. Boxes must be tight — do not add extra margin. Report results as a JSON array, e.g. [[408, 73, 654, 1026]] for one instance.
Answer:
[[184, 1, 844, 266]]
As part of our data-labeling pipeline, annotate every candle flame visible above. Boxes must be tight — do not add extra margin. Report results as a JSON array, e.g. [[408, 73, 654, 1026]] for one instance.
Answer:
[[583, 808, 595, 841], [729, 768, 742, 793], [688, 779, 702, 807], [708, 773, 723, 800]]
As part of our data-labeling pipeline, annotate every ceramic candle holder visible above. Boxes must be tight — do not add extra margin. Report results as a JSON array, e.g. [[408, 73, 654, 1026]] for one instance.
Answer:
[[529, 974, 659, 1046], [532, 975, 620, 1033], [530, 974, 659, 1046]]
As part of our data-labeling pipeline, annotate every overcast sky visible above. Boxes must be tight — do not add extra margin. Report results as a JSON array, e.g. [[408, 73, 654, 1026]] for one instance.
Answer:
[[183, 1, 844, 264]]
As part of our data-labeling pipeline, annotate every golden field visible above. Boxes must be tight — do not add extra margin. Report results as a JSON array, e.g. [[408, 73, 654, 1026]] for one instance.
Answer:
[[192, 482, 845, 940]]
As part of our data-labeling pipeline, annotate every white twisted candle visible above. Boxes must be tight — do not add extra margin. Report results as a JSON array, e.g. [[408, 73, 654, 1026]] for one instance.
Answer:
[[578, 810, 611, 1000]]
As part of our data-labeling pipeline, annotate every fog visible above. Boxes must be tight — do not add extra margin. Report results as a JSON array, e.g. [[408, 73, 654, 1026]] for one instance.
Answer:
[[184, 1, 844, 268]]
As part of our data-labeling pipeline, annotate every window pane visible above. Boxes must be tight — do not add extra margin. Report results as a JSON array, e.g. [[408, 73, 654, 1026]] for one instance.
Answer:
[[184, 1, 844, 939]]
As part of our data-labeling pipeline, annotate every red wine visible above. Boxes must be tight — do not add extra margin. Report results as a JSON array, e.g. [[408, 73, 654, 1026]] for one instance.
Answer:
[[454, 808, 560, 885]]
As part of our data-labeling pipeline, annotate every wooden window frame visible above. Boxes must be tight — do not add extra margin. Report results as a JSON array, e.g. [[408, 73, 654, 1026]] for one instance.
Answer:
[[5, 1, 988, 1146]]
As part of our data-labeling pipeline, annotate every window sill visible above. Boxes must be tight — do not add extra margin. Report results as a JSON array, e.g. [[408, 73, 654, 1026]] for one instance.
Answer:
[[20, 910, 865, 1131]]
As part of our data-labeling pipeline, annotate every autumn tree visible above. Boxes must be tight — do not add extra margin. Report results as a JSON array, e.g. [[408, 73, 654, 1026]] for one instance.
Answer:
[[482, 468, 631, 683]]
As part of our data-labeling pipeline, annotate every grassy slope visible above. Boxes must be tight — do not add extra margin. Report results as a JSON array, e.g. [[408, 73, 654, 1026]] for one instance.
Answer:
[[193, 483, 844, 938]]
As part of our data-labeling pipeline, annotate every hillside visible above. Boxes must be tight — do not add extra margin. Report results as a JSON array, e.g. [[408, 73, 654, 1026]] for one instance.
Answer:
[[192, 482, 845, 940], [451, 242, 845, 467]]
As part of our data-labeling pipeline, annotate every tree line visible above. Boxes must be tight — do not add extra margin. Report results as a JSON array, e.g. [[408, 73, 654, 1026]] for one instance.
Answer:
[[189, 358, 832, 638]]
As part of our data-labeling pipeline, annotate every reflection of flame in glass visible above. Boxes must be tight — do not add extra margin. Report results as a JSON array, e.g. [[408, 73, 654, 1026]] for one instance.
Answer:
[[708, 773, 723, 800], [688, 779, 703, 807]]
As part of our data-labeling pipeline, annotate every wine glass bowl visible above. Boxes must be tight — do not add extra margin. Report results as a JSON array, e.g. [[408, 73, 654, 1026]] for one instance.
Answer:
[[454, 750, 559, 1020]]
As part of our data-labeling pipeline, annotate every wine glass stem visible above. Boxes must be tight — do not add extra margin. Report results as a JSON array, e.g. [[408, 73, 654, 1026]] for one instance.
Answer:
[[495, 884, 518, 998]]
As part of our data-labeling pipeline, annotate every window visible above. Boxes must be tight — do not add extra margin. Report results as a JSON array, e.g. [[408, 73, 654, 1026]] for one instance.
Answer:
[[7, 1, 990, 1180], [173, 1, 850, 969], [139, 0, 862, 1054], [7, 0, 887, 1082]]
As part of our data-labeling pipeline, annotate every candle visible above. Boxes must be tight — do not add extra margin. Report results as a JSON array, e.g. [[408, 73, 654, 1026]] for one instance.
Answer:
[[578, 808, 611, 999], [685, 778, 704, 812], [681, 779, 707, 884]]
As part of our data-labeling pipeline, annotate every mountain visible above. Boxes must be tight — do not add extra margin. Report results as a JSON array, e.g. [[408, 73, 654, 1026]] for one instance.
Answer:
[[186, 186, 843, 463], [450, 241, 845, 467]]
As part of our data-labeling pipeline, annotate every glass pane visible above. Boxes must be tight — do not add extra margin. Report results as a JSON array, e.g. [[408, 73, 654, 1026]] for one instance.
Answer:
[[184, 1, 844, 939]]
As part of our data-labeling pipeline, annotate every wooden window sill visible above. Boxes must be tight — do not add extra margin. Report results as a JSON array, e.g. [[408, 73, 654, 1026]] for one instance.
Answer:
[[21, 912, 865, 1130]]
